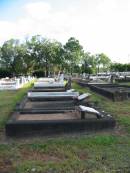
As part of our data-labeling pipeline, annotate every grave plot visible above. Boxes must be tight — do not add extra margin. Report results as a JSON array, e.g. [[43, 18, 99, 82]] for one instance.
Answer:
[[27, 91, 79, 101], [97, 84, 130, 97], [6, 106, 115, 136], [37, 78, 55, 82], [18, 100, 76, 112], [34, 81, 65, 88], [89, 84, 130, 101], [16, 92, 91, 112], [76, 80, 130, 101], [0, 81, 17, 90], [0, 76, 34, 90], [29, 88, 66, 92], [33, 78, 71, 91], [6, 88, 115, 136], [29, 84, 72, 92], [115, 76, 130, 83]]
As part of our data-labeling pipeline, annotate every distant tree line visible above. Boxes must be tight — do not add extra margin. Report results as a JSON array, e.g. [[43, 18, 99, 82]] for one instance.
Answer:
[[110, 63, 130, 72], [0, 35, 127, 77]]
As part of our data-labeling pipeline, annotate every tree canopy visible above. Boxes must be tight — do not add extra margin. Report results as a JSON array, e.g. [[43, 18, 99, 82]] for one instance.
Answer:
[[0, 35, 117, 77]]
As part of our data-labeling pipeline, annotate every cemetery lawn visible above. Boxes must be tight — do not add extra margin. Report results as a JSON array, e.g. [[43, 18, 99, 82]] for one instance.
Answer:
[[0, 83, 130, 173]]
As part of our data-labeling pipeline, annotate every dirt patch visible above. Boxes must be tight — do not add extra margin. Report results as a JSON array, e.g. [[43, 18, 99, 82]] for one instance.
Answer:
[[20, 149, 64, 163], [17, 111, 80, 121], [0, 158, 15, 173], [108, 123, 128, 136], [120, 112, 130, 116], [77, 150, 89, 160]]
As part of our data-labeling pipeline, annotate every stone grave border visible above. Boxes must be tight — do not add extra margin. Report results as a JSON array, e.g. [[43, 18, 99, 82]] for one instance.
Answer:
[[76, 80, 130, 101]]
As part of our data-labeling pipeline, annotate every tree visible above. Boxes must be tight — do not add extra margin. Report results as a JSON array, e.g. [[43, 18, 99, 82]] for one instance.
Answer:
[[110, 63, 130, 72], [0, 39, 25, 76], [82, 52, 97, 74], [0, 35, 115, 77], [96, 53, 111, 73], [64, 37, 84, 74], [25, 36, 64, 76], [47, 41, 64, 74], [24, 35, 45, 74]]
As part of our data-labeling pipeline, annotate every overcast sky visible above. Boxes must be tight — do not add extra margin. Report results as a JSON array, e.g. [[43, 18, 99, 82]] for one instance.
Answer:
[[0, 0, 130, 63]]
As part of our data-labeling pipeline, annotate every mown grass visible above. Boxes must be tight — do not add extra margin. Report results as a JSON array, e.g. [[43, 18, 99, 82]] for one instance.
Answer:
[[0, 82, 34, 128], [1, 135, 130, 173], [0, 82, 130, 173]]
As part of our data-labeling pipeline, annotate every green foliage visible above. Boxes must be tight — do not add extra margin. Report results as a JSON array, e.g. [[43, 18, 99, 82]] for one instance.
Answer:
[[81, 53, 111, 74], [96, 53, 111, 73], [0, 39, 26, 76], [0, 36, 67, 76], [64, 37, 84, 74], [1, 35, 127, 76], [111, 63, 130, 72], [0, 68, 12, 78], [32, 70, 45, 77]]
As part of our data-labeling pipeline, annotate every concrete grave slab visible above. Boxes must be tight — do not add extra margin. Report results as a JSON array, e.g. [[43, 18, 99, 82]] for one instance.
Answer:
[[34, 81, 64, 88], [27, 91, 79, 101]]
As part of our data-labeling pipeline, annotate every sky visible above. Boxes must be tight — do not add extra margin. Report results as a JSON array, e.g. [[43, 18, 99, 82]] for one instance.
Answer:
[[0, 0, 130, 63]]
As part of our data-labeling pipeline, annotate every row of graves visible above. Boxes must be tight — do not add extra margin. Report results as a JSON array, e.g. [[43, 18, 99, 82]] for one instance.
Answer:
[[0, 76, 34, 90], [6, 77, 115, 137], [75, 74, 130, 101]]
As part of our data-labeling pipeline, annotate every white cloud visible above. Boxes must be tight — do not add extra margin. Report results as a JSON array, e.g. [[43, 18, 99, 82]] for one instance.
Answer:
[[0, 21, 17, 42], [25, 1, 51, 20], [0, 0, 130, 63]]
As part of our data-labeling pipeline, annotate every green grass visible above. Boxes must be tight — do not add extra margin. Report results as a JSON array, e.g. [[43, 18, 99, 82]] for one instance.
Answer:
[[0, 82, 34, 128], [1, 135, 130, 173], [0, 82, 130, 173]]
